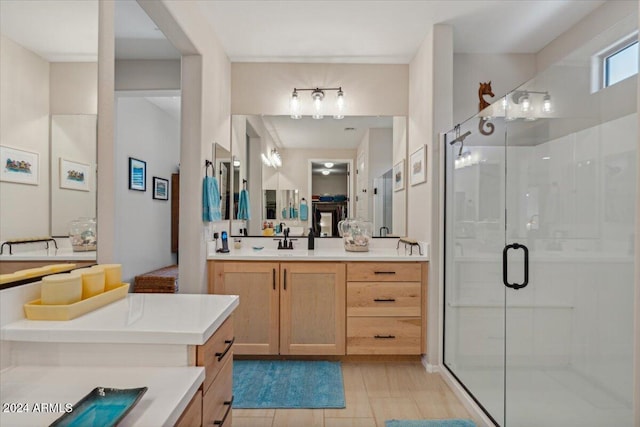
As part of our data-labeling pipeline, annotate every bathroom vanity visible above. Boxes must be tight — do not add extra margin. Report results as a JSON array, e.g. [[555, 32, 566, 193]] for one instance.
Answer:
[[208, 242, 428, 357], [0, 287, 238, 426]]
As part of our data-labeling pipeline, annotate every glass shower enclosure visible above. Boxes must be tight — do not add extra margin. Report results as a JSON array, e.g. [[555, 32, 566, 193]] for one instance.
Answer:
[[443, 15, 637, 427]]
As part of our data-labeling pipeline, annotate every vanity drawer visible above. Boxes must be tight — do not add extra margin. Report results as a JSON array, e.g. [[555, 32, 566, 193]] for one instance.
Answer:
[[347, 316, 421, 354], [175, 390, 202, 427], [203, 355, 233, 427], [347, 282, 421, 317], [347, 262, 421, 282], [197, 316, 234, 394]]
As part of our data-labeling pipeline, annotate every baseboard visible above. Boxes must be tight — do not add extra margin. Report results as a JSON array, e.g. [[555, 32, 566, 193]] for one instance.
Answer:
[[421, 355, 440, 373], [439, 365, 497, 427]]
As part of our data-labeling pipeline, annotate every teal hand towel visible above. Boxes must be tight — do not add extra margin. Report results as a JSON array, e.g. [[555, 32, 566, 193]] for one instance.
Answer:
[[202, 176, 221, 222], [300, 202, 308, 221], [238, 188, 251, 220]]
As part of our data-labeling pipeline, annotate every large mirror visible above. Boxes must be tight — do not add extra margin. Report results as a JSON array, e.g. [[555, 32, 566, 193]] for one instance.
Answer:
[[230, 115, 407, 238], [0, 1, 98, 242]]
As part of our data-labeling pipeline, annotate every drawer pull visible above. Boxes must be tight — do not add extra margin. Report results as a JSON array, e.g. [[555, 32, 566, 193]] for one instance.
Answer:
[[374, 271, 396, 275], [215, 337, 235, 362], [374, 334, 396, 339], [213, 395, 234, 426], [272, 268, 276, 290], [373, 298, 396, 302]]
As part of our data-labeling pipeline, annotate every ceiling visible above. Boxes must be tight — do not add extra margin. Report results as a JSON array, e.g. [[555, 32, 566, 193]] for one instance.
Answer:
[[197, 0, 606, 62], [262, 116, 393, 150], [0, 1, 606, 63], [0, 0, 98, 62]]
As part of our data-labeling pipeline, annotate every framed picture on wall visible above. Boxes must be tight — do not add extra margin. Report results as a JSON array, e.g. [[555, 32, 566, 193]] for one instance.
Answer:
[[0, 145, 39, 185], [410, 145, 427, 186], [152, 177, 169, 200], [129, 157, 146, 191], [393, 159, 405, 191], [59, 158, 90, 191]]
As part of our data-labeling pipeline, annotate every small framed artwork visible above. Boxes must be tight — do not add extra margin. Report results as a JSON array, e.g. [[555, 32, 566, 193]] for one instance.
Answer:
[[60, 158, 90, 191], [393, 159, 405, 191], [410, 145, 427, 186], [129, 157, 146, 191], [152, 177, 169, 200], [0, 145, 39, 185]]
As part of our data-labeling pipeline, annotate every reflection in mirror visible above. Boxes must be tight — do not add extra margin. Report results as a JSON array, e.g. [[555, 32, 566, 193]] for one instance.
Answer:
[[230, 115, 407, 237], [51, 114, 97, 236], [0, 1, 98, 244], [311, 161, 349, 237], [214, 143, 232, 221]]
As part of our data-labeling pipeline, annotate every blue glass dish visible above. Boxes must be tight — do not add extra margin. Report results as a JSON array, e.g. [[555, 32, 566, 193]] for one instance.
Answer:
[[49, 386, 147, 427]]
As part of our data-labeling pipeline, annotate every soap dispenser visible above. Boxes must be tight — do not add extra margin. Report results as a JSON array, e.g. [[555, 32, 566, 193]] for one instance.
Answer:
[[308, 227, 315, 250]]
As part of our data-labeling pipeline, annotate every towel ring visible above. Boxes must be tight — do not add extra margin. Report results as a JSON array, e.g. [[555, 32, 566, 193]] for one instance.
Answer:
[[205, 160, 214, 177]]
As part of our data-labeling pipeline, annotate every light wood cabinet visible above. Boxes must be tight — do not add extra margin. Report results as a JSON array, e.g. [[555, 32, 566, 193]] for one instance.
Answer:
[[196, 316, 234, 427], [175, 390, 202, 427], [209, 261, 346, 356], [346, 262, 427, 355], [280, 262, 345, 355]]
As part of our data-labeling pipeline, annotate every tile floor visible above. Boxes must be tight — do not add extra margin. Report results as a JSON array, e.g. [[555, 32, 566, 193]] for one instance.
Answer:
[[233, 361, 480, 427]]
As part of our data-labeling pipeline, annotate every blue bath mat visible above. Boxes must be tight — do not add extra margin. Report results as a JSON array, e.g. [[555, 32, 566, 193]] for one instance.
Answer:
[[233, 360, 345, 408], [386, 420, 476, 427]]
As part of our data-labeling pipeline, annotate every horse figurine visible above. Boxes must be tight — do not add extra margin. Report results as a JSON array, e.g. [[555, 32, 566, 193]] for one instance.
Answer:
[[478, 81, 494, 111], [478, 81, 495, 136]]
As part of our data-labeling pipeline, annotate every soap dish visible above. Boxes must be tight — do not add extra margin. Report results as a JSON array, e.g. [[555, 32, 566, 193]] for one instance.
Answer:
[[252, 246, 264, 251]]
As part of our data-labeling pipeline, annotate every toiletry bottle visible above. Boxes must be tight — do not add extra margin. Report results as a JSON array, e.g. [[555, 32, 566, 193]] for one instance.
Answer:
[[308, 227, 315, 250]]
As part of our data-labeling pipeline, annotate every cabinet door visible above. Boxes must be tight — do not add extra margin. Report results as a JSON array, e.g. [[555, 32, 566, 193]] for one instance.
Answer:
[[211, 262, 279, 355], [280, 262, 346, 355]]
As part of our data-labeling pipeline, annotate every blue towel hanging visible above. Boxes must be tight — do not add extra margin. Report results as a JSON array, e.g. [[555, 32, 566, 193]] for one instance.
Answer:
[[300, 198, 308, 221], [238, 188, 251, 220], [202, 176, 221, 222]]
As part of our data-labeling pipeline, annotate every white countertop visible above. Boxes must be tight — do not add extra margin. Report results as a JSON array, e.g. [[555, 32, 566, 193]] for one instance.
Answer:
[[207, 246, 428, 261], [1, 293, 239, 345], [0, 247, 96, 261], [0, 366, 204, 427]]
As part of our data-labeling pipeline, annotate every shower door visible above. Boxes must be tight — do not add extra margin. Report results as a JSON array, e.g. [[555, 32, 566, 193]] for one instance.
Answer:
[[445, 83, 636, 427], [502, 101, 636, 425], [444, 116, 508, 426]]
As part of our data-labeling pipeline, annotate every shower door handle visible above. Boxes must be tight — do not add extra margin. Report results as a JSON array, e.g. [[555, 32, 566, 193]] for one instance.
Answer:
[[502, 243, 529, 290]]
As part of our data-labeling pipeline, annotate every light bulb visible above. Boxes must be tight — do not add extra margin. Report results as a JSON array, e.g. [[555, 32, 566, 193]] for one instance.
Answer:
[[270, 150, 282, 168], [324, 162, 334, 168], [322, 170, 330, 175], [334, 89, 345, 119], [261, 153, 272, 167], [520, 94, 530, 112], [290, 90, 301, 119], [542, 94, 552, 113], [312, 89, 324, 119], [233, 159, 240, 167]]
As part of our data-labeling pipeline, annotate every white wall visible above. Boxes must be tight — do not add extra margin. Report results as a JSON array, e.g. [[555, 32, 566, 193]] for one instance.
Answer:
[[312, 174, 347, 195], [231, 63, 409, 116], [368, 128, 393, 218], [114, 97, 179, 284], [0, 35, 50, 241], [453, 53, 536, 124], [50, 62, 98, 115], [409, 24, 453, 366], [50, 115, 97, 236], [115, 59, 180, 91], [136, 0, 231, 294], [392, 116, 407, 236]]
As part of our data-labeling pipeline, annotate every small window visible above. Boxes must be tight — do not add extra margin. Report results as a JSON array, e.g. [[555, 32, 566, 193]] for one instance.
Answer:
[[603, 39, 638, 88]]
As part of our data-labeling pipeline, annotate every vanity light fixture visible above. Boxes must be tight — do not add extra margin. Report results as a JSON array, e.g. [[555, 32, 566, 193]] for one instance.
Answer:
[[233, 159, 241, 167], [324, 162, 334, 168], [270, 149, 282, 168], [322, 170, 330, 175], [289, 87, 345, 120], [511, 90, 552, 114]]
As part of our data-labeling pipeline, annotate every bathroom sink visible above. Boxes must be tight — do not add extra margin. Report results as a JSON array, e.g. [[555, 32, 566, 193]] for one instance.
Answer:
[[253, 249, 308, 257]]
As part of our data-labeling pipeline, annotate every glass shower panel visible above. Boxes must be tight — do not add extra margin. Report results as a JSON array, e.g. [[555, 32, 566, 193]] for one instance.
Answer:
[[444, 116, 507, 425], [503, 20, 637, 426]]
